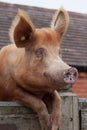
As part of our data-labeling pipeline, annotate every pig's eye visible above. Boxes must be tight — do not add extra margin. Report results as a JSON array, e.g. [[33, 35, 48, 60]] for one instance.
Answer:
[[35, 48, 46, 59]]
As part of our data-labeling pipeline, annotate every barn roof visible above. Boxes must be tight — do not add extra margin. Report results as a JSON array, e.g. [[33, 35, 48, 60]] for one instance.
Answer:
[[0, 2, 87, 67]]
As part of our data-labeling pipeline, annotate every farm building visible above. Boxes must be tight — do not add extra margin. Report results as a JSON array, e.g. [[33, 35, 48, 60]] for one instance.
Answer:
[[0, 2, 87, 98]]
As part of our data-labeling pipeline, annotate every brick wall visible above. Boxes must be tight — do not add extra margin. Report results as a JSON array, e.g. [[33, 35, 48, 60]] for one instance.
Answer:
[[72, 73, 87, 98]]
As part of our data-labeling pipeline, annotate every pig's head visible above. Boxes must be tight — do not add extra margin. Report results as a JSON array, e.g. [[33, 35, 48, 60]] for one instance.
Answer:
[[10, 8, 78, 91]]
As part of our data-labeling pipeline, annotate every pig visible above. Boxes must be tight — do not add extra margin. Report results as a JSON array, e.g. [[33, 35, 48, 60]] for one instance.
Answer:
[[0, 8, 78, 130]]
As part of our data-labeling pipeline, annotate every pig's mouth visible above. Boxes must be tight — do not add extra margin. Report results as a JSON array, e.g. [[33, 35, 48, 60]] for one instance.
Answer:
[[63, 67, 78, 84]]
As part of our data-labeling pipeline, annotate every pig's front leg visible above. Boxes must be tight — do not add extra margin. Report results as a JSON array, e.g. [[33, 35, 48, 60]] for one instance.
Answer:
[[13, 88, 50, 130], [51, 90, 62, 130]]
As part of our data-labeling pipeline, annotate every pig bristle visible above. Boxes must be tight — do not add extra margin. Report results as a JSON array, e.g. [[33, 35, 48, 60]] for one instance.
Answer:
[[9, 13, 20, 44], [18, 9, 35, 30]]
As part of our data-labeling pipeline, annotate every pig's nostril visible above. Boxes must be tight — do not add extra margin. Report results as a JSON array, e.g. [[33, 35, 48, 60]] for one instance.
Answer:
[[63, 67, 78, 84]]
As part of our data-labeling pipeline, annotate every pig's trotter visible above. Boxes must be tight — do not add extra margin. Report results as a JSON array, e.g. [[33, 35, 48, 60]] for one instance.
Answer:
[[37, 99, 51, 130], [39, 113, 51, 130], [51, 110, 61, 130], [51, 91, 62, 130]]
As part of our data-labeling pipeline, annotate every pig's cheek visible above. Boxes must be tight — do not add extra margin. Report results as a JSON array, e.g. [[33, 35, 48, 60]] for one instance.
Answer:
[[43, 71, 67, 89], [44, 72, 60, 86]]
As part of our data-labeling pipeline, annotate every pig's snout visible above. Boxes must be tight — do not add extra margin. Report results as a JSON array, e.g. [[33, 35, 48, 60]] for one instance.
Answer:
[[63, 67, 78, 84]]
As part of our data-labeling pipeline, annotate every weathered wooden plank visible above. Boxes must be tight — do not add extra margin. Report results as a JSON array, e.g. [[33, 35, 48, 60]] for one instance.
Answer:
[[0, 106, 40, 130], [60, 94, 73, 130], [73, 96, 79, 130], [81, 109, 87, 130], [79, 98, 87, 130], [0, 92, 79, 130], [79, 98, 87, 109]]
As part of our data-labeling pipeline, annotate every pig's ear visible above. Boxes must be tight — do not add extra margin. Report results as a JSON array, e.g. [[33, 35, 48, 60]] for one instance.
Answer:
[[51, 7, 69, 39], [9, 9, 35, 47]]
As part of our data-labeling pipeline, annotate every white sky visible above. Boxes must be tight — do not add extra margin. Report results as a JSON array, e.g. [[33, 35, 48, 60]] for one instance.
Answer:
[[0, 0, 87, 14]]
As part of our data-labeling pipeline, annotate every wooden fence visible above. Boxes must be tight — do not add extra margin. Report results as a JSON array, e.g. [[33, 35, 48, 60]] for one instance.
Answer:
[[0, 93, 86, 130]]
